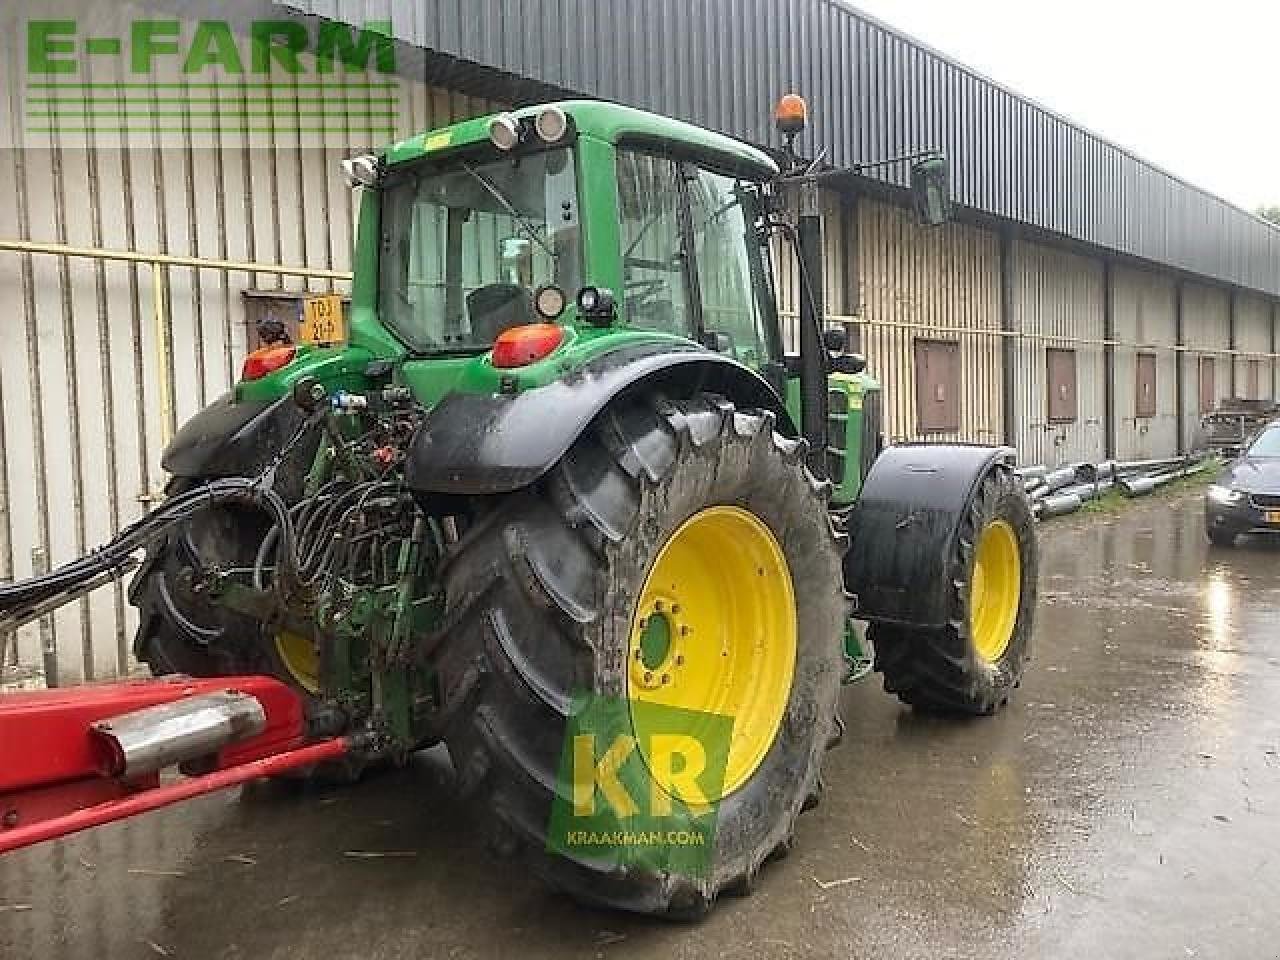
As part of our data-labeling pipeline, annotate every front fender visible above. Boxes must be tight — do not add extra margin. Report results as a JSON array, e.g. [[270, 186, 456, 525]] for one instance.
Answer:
[[405, 343, 793, 496], [844, 444, 1016, 628]]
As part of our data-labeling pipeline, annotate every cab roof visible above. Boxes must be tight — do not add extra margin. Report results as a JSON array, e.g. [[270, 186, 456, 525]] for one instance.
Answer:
[[382, 99, 780, 180]]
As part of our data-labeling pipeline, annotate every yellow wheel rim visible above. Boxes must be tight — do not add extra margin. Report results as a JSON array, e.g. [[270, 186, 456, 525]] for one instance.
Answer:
[[275, 631, 321, 694], [627, 506, 797, 799], [970, 520, 1022, 663]]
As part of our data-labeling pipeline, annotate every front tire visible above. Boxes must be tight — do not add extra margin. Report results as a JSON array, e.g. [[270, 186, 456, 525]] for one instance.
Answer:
[[431, 392, 847, 916], [1206, 526, 1237, 548], [871, 464, 1037, 714]]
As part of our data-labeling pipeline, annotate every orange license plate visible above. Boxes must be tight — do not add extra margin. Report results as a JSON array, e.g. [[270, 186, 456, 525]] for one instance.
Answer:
[[1266, 511, 1280, 525], [300, 295, 346, 346]]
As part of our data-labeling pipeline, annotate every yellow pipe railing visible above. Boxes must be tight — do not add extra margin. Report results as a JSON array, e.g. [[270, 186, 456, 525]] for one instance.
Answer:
[[0, 239, 353, 280], [0, 238, 353, 446]]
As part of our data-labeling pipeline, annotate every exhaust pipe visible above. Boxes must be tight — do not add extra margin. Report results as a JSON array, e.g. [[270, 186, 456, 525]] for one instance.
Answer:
[[1023, 478, 1048, 499], [1040, 465, 1080, 494], [1075, 460, 1120, 484], [91, 691, 267, 779], [1120, 476, 1161, 497], [1039, 492, 1084, 517], [1119, 459, 1216, 498]]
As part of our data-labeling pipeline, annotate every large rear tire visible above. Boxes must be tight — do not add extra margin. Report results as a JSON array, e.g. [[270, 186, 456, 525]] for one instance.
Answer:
[[870, 463, 1037, 714], [431, 392, 847, 917]]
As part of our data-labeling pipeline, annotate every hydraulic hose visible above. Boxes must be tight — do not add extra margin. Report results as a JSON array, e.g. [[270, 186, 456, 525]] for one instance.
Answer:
[[0, 479, 298, 625], [0, 402, 332, 628]]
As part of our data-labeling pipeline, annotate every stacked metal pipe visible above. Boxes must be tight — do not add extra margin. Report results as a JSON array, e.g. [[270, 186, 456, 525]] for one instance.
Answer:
[[1014, 454, 1216, 522]]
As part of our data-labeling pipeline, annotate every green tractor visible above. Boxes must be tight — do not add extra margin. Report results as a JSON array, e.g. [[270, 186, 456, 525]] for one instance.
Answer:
[[118, 98, 1036, 915]]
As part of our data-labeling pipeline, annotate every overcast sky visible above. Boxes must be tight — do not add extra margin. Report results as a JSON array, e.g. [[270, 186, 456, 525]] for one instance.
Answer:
[[848, 0, 1279, 214]]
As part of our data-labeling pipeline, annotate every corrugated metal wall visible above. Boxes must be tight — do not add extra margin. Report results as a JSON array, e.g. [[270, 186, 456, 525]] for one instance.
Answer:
[[1112, 266, 1177, 460], [0, 0, 501, 683], [1014, 241, 1107, 467], [291, 0, 1280, 297], [854, 199, 1003, 444], [1181, 283, 1231, 450], [1234, 293, 1273, 400]]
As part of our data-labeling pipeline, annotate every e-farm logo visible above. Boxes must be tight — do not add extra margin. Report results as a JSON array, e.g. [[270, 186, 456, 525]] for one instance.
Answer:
[[546, 693, 733, 878], [23, 18, 398, 142]]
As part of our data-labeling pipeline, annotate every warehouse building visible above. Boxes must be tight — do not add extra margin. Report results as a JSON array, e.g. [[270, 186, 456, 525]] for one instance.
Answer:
[[1, 0, 1277, 682]]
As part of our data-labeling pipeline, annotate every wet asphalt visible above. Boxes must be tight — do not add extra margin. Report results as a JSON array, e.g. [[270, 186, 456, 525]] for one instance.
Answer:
[[2, 487, 1279, 960]]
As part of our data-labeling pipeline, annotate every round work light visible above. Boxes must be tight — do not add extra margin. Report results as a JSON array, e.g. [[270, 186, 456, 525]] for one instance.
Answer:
[[535, 106, 570, 143], [489, 114, 521, 151]]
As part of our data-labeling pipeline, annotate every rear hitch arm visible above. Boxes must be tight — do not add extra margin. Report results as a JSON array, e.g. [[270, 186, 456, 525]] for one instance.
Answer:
[[0, 675, 359, 855]]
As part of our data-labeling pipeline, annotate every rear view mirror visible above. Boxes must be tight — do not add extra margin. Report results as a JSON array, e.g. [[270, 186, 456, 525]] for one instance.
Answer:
[[910, 156, 952, 227]]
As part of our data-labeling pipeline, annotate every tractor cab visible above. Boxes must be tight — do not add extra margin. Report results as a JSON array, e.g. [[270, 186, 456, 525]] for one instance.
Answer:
[[359, 101, 785, 365], [374, 104, 782, 371], [328, 101, 881, 500]]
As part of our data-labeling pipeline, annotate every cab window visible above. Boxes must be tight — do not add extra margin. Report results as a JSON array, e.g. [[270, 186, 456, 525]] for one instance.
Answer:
[[379, 147, 581, 352], [614, 149, 779, 367], [615, 150, 695, 336], [688, 168, 778, 367]]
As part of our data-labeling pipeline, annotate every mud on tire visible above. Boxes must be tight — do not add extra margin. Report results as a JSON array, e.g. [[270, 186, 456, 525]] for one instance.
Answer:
[[870, 463, 1037, 715], [431, 392, 848, 917]]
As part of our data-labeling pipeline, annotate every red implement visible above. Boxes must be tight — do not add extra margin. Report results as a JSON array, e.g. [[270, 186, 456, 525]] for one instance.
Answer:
[[0, 675, 347, 854]]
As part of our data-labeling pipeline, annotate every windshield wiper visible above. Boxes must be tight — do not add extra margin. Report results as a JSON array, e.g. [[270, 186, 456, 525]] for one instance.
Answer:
[[459, 161, 557, 264]]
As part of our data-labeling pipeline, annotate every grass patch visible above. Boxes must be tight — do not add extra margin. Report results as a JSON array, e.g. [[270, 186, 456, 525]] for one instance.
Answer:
[[1065, 462, 1218, 518], [1078, 488, 1128, 515]]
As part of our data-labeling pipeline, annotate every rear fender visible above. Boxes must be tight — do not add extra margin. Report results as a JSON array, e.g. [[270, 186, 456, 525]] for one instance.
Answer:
[[844, 444, 1017, 628], [405, 343, 793, 496], [162, 393, 307, 480]]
